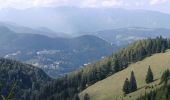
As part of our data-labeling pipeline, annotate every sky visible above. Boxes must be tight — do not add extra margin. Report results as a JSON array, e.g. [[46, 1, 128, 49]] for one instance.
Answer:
[[0, 0, 169, 13]]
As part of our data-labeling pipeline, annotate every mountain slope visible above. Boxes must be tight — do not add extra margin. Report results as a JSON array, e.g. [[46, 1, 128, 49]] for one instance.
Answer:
[[37, 37, 170, 100], [0, 22, 70, 38], [80, 50, 170, 100], [94, 27, 170, 46], [1, 8, 170, 34], [0, 58, 51, 100], [0, 26, 116, 78]]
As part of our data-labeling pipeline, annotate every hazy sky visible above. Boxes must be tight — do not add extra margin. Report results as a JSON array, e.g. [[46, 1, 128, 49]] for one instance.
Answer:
[[0, 0, 169, 13]]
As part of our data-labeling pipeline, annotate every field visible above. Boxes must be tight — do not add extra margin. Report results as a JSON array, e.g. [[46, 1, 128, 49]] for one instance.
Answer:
[[79, 50, 170, 100]]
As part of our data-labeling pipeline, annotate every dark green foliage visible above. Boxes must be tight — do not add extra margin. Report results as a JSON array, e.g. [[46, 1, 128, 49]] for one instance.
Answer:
[[161, 69, 170, 84], [1, 37, 168, 100], [123, 78, 130, 94], [129, 71, 137, 92], [137, 70, 170, 100], [38, 37, 170, 100], [123, 71, 138, 94], [137, 82, 170, 100], [84, 93, 90, 100], [146, 66, 154, 84], [73, 94, 80, 100], [137, 90, 157, 100], [113, 59, 120, 72], [0, 58, 51, 100]]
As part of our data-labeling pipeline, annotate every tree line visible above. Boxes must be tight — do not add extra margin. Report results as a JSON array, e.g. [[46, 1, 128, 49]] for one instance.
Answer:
[[1, 36, 169, 100], [37, 36, 170, 100]]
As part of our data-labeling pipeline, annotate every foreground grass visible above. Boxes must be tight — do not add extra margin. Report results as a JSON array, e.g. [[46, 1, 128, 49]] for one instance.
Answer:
[[79, 50, 170, 100]]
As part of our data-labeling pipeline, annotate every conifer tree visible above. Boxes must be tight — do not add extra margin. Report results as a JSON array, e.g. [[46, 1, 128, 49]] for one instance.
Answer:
[[161, 69, 170, 83], [129, 71, 137, 92], [123, 78, 130, 94], [73, 94, 80, 100], [146, 66, 154, 84], [114, 59, 119, 72], [84, 93, 90, 100]]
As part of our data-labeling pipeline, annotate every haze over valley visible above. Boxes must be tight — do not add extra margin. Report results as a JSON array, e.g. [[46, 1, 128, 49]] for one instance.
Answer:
[[0, 0, 170, 100]]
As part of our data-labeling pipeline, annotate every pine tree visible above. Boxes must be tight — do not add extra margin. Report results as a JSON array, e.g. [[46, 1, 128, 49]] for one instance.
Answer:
[[123, 78, 130, 94], [129, 71, 137, 92], [73, 94, 80, 100], [84, 93, 90, 100], [146, 66, 154, 84], [114, 59, 119, 72], [161, 69, 170, 83]]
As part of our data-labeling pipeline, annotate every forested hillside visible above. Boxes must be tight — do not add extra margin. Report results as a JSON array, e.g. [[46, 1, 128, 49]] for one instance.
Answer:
[[0, 2, 169, 100], [0, 26, 115, 78], [1, 36, 169, 100], [0, 58, 51, 100], [37, 36, 170, 100], [80, 48, 170, 100]]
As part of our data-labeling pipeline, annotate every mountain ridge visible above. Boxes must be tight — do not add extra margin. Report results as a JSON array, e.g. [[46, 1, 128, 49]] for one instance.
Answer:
[[0, 26, 116, 78], [1, 8, 170, 34]]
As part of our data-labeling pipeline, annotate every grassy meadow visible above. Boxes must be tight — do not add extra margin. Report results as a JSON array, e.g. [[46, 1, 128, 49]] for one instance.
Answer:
[[80, 50, 170, 100]]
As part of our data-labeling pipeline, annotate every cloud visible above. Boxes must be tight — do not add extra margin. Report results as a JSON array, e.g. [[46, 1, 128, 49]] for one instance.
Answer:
[[0, 0, 125, 9], [32, 0, 69, 7], [150, 0, 169, 5], [135, 1, 144, 6], [0, 0, 67, 9], [101, 0, 123, 7], [80, 0, 123, 8], [0, 0, 72, 9], [0, 0, 169, 11]]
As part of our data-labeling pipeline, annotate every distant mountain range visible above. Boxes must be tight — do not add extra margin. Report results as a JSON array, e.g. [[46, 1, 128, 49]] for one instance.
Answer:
[[94, 27, 170, 46], [1, 6, 170, 100], [0, 7, 170, 35], [0, 26, 116, 78], [1, 22, 170, 78], [0, 22, 70, 38]]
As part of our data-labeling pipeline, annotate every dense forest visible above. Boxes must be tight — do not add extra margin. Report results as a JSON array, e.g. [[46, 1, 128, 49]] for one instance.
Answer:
[[37, 36, 170, 100], [0, 58, 51, 100], [1, 36, 170, 100]]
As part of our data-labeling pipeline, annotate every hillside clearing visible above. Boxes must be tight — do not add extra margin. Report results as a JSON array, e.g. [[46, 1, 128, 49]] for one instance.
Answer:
[[80, 50, 170, 100]]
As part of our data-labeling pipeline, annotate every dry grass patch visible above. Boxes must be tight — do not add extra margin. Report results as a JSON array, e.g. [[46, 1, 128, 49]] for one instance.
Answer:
[[80, 50, 170, 100]]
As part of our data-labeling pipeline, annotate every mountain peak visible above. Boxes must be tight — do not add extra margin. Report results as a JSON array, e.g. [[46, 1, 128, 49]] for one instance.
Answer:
[[0, 25, 13, 34]]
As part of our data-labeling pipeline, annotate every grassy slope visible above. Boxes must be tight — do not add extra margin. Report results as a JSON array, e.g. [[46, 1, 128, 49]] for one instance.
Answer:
[[80, 50, 170, 100]]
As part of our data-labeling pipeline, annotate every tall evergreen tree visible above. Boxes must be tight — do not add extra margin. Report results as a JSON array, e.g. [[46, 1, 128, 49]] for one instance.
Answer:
[[146, 66, 154, 84], [114, 59, 119, 72], [161, 69, 170, 83], [73, 94, 80, 100], [129, 71, 137, 92], [123, 78, 130, 94], [84, 93, 90, 100]]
